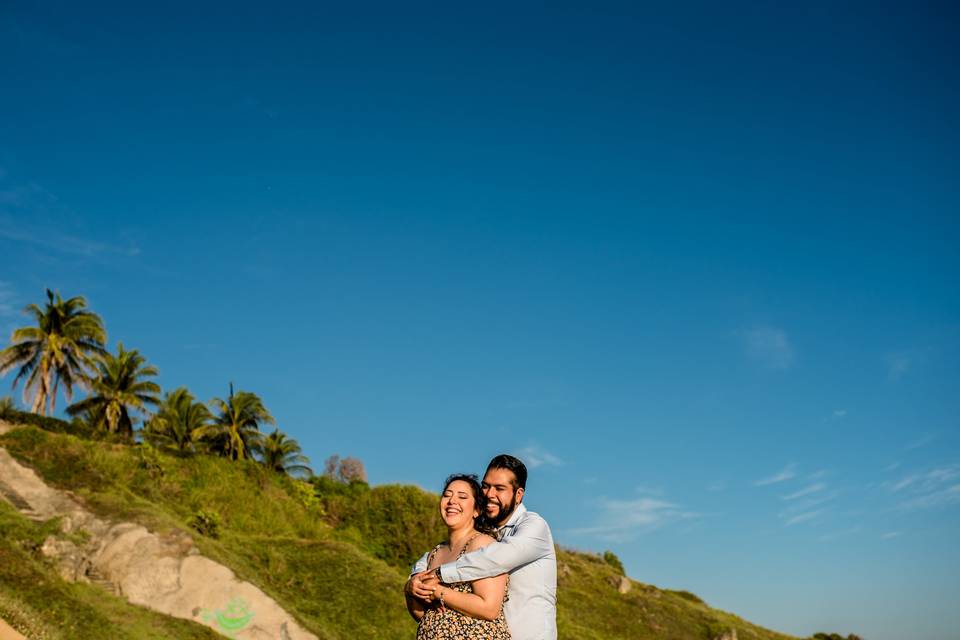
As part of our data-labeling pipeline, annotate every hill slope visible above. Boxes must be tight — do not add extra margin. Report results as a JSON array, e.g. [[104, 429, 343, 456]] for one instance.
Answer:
[[0, 421, 801, 640]]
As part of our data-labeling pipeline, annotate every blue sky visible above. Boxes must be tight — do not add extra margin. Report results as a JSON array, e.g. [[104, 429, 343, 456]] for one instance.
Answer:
[[1, 2, 958, 638]]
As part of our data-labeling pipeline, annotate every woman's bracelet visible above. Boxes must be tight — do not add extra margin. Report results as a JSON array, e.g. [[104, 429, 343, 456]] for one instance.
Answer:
[[438, 587, 446, 610]]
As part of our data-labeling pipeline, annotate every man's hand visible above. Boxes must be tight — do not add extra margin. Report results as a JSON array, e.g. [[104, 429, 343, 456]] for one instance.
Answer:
[[410, 570, 440, 601]]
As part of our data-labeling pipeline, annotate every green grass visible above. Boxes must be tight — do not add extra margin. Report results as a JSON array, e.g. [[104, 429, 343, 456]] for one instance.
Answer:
[[555, 550, 797, 640], [0, 424, 809, 639]]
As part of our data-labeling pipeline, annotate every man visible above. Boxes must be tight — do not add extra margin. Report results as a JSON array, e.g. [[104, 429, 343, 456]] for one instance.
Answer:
[[406, 454, 558, 639]]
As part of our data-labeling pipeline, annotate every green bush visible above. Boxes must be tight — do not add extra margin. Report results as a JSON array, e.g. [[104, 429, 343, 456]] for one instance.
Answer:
[[313, 479, 445, 570], [136, 444, 165, 478], [603, 550, 626, 575], [189, 510, 221, 538], [669, 589, 706, 605]]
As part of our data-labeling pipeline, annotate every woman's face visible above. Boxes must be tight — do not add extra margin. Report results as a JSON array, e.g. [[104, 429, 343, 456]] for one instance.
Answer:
[[440, 479, 479, 529]]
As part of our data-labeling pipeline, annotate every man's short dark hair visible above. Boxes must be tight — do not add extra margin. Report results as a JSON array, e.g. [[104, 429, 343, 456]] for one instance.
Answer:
[[486, 454, 528, 490]]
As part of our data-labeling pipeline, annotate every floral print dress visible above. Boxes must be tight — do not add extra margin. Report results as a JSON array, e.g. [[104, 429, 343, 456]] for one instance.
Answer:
[[416, 536, 511, 640]]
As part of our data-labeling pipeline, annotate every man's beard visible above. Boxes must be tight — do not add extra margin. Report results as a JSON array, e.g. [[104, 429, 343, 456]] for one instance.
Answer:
[[488, 494, 518, 526]]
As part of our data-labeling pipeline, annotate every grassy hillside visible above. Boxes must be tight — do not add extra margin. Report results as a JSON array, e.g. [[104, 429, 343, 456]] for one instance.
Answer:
[[0, 422, 803, 640]]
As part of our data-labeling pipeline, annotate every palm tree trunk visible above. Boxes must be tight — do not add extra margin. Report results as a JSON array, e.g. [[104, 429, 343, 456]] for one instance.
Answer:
[[49, 375, 60, 416], [31, 363, 50, 415]]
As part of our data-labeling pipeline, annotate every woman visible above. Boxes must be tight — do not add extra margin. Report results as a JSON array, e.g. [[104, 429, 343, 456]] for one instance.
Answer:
[[406, 473, 511, 639]]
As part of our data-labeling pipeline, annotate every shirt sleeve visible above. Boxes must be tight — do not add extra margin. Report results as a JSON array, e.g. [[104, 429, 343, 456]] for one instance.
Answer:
[[410, 550, 430, 576], [439, 515, 552, 584]]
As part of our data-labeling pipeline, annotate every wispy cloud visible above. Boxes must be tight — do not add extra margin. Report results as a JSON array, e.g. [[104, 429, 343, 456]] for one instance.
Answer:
[[779, 489, 839, 525], [884, 464, 960, 511], [904, 432, 935, 451], [0, 173, 140, 260], [571, 495, 700, 542], [706, 481, 727, 492], [635, 484, 665, 496], [783, 482, 827, 501], [741, 326, 795, 370], [785, 509, 823, 526], [889, 475, 919, 492], [885, 348, 932, 382], [0, 218, 140, 258], [899, 485, 960, 510], [513, 444, 563, 469], [755, 463, 797, 486], [881, 531, 903, 540]]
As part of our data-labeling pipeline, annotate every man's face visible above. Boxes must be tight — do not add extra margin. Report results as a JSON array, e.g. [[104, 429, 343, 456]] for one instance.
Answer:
[[482, 468, 524, 526]]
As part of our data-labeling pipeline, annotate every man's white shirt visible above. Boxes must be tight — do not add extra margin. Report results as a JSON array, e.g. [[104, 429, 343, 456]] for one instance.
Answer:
[[412, 503, 557, 640]]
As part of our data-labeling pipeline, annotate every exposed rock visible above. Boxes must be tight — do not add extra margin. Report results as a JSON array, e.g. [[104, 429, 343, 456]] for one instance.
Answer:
[[0, 617, 27, 640], [606, 574, 633, 593], [40, 536, 90, 582], [0, 443, 317, 640], [714, 629, 738, 640]]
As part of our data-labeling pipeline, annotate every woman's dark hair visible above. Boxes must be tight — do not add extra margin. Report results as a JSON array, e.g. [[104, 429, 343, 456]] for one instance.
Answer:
[[442, 473, 496, 534]]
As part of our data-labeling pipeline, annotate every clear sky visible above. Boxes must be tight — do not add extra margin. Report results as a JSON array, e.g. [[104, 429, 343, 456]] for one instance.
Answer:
[[1, 2, 958, 639]]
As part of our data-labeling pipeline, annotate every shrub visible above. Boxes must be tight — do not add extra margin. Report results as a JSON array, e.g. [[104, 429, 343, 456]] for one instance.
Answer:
[[603, 550, 625, 575], [136, 443, 165, 478], [189, 509, 221, 538], [670, 589, 706, 605], [289, 479, 325, 515]]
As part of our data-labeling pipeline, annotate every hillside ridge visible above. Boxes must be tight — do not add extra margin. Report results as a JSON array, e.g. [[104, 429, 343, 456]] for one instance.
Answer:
[[0, 419, 808, 640]]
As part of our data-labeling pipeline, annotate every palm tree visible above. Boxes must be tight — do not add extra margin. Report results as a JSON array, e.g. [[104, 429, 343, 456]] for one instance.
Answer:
[[260, 429, 313, 477], [66, 342, 161, 438], [143, 387, 211, 453], [197, 385, 274, 461], [0, 289, 107, 415]]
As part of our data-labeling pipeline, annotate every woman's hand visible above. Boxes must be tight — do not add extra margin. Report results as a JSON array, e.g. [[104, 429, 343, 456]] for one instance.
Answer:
[[427, 584, 444, 604], [405, 572, 440, 622]]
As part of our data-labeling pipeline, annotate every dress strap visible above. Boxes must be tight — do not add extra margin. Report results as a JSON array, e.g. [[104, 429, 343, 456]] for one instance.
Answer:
[[458, 533, 482, 558], [427, 543, 444, 567]]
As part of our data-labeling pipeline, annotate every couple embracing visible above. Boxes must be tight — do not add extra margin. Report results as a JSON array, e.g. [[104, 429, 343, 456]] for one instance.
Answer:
[[404, 454, 557, 640]]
